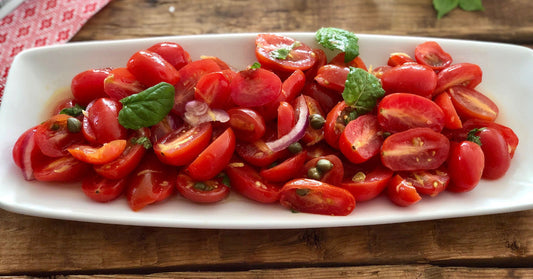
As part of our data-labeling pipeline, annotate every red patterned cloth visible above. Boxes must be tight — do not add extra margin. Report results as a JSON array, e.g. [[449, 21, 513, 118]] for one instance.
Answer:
[[0, 0, 111, 104]]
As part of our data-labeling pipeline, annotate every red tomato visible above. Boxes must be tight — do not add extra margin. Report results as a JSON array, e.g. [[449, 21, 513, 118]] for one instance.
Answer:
[[302, 154, 344, 186], [82, 174, 127, 202], [387, 52, 415, 67], [314, 64, 349, 92], [304, 49, 327, 81], [147, 41, 191, 70], [341, 164, 393, 202], [51, 97, 78, 116], [172, 59, 222, 115], [153, 123, 212, 166], [82, 98, 128, 144], [381, 128, 450, 171], [434, 63, 482, 94], [94, 128, 150, 180], [447, 141, 485, 193], [126, 153, 176, 211], [201, 56, 231, 70], [434, 92, 462, 129], [186, 128, 236, 181], [176, 172, 230, 203], [277, 101, 295, 138], [387, 174, 422, 207], [414, 41, 453, 71], [227, 108, 266, 142], [255, 33, 317, 72], [279, 179, 355, 216], [230, 67, 282, 107], [300, 95, 325, 146], [225, 160, 281, 203], [377, 93, 445, 133], [371, 65, 392, 79], [235, 138, 282, 168], [399, 168, 449, 197], [324, 101, 349, 149], [103, 67, 144, 100], [194, 71, 233, 109], [33, 155, 91, 182], [474, 127, 512, 180], [67, 139, 127, 165], [302, 81, 343, 114], [380, 63, 437, 98], [12, 125, 45, 180], [447, 86, 499, 122], [34, 114, 87, 157], [259, 151, 307, 183], [149, 113, 183, 144], [462, 119, 519, 158], [71, 68, 111, 106], [339, 114, 383, 164], [329, 52, 368, 71], [126, 50, 180, 87]]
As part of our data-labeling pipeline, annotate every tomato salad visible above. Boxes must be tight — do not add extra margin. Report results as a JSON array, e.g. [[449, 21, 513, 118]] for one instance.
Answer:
[[12, 28, 519, 215]]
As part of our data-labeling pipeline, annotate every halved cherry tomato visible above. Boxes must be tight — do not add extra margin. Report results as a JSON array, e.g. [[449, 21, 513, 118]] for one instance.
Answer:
[[194, 71, 233, 109], [34, 114, 87, 158], [341, 163, 393, 202], [126, 50, 180, 87], [71, 68, 111, 106], [230, 67, 282, 107], [153, 122, 212, 166], [304, 49, 327, 81], [387, 52, 415, 67], [380, 63, 437, 98], [474, 127, 511, 180], [82, 174, 127, 202], [51, 97, 78, 116], [255, 33, 317, 72], [447, 86, 499, 122], [314, 64, 349, 92], [339, 114, 383, 164], [227, 108, 266, 142], [399, 167, 449, 197], [147, 41, 191, 70], [462, 119, 519, 158], [186, 128, 236, 181], [447, 141, 485, 193], [33, 155, 91, 182], [277, 101, 295, 138], [302, 154, 344, 186], [149, 113, 183, 144], [329, 52, 368, 71], [12, 125, 45, 180], [67, 139, 127, 165], [434, 63, 482, 94], [82, 98, 128, 144], [414, 41, 452, 71], [259, 151, 307, 183], [434, 92, 462, 129], [302, 81, 342, 114], [176, 172, 230, 203], [103, 67, 144, 100], [377, 93, 445, 133], [126, 153, 176, 211], [324, 101, 349, 149], [279, 179, 355, 216], [300, 95, 325, 146], [235, 138, 282, 168], [380, 128, 450, 171], [387, 174, 422, 207], [225, 160, 280, 203]]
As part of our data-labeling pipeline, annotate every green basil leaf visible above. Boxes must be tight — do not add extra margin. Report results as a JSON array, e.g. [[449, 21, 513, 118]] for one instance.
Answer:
[[270, 41, 301, 60], [249, 62, 262, 69], [458, 0, 484, 11], [342, 67, 385, 114], [118, 82, 175, 130], [130, 136, 153, 149], [315, 27, 359, 63], [433, 0, 459, 18], [60, 104, 85, 117]]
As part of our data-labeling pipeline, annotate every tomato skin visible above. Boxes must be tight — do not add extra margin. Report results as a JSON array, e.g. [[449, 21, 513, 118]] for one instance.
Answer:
[[176, 172, 230, 203], [127, 50, 180, 87], [302, 154, 344, 186], [380, 63, 437, 98], [82, 98, 128, 144], [194, 71, 233, 109], [255, 33, 317, 72], [259, 151, 307, 183], [414, 41, 453, 71], [324, 101, 348, 149], [380, 128, 450, 171], [279, 179, 356, 216], [34, 114, 87, 157], [377, 93, 445, 133], [225, 160, 281, 203], [154, 123, 212, 166], [434, 63, 482, 94], [399, 168, 449, 197], [314, 64, 349, 92], [387, 52, 415, 67], [462, 119, 519, 158], [434, 92, 462, 130], [303, 81, 343, 115], [227, 108, 266, 142], [304, 49, 327, 81], [33, 155, 91, 182], [300, 95, 325, 146], [341, 164, 393, 202], [82, 174, 127, 202], [447, 141, 485, 193], [67, 139, 127, 165], [12, 125, 46, 180], [230, 67, 282, 107], [147, 41, 191, 70], [186, 128, 236, 181], [339, 114, 383, 164], [235, 138, 282, 168], [103, 67, 144, 100], [71, 68, 111, 106], [329, 52, 368, 71], [277, 101, 295, 138], [126, 153, 176, 211], [387, 174, 422, 207], [475, 128, 512, 180], [447, 86, 499, 122]]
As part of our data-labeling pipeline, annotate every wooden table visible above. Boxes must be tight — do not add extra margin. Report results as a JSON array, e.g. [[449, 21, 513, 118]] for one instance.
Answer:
[[1, 1, 532, 278]]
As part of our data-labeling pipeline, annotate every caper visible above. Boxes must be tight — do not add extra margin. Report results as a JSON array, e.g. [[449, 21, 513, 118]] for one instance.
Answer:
[[307, 167, 322, 180], [295, 188, 310, 196], [316, 159, 333, 173], [309, 113, 325, 129], [287, 142, 303, 154], [193, 182, 212, 191], [66, 117, 82, 133]]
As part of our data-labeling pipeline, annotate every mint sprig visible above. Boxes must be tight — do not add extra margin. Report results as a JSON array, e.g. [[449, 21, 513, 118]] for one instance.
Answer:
[[270, 41, 301, 60], [433, 0, 484, 19], [315, 27, 359, 63], [342, 67, 385, 115]]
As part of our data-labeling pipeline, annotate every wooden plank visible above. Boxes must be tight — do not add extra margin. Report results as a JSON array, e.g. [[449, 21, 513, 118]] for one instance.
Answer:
[[72, 0, 533, 44], [1, 209, 531, 274]]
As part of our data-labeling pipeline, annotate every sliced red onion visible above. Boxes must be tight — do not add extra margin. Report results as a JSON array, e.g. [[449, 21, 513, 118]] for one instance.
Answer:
[[183, 100, 229, 126], [266, 95, 309, 152]]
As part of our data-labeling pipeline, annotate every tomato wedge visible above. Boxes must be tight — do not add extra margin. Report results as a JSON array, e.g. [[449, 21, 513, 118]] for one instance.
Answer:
[[341, 164, 393, 202], [82, 174, 128, 202], [259, 151, 307, 183], [225, 160, 281, 203], [255, 33, 317, 72], [153, 123, 212, 166], [68, 139, 127, 165], [414, 41, 452, 71], [447, 86, 499, 122], [339, 114, 383, 164], [387, 174, 422, 207], [176, 172, 230, 203], [230, 67, 282, 107]]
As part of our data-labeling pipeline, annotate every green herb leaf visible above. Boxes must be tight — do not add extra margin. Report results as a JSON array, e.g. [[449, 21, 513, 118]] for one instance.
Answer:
[[118, 82, 175, 130], [467, 128, 485, 146], [315, 27, 359, 63], [60, 104, 85, 117], [342, 67, 385, 114], [458, 0, 484, 11], [249, 62, 261, 69], [270, 41, 301, 60], [217, 172, 231, 188], [433, 0, 459, 18], [130, 136, 152, 149]]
